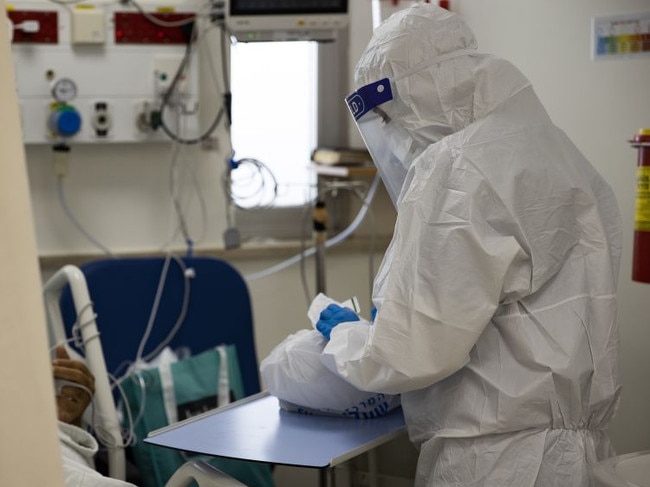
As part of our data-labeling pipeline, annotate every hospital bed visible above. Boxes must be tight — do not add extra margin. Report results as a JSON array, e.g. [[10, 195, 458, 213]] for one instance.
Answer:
[[44, 257, 264, 486]]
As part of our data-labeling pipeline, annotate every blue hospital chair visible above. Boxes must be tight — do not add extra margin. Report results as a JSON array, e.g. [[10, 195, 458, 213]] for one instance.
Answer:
[[60, 256, 261, 396], [49, 256, 272, 487]]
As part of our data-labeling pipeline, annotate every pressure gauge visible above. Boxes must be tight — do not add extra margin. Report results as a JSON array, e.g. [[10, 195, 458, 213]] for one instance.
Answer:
[[51, 77, 78, 102]]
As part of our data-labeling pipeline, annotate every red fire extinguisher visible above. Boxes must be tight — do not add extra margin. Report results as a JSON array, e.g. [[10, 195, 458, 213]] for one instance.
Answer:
[[631, 128, 650, 283]]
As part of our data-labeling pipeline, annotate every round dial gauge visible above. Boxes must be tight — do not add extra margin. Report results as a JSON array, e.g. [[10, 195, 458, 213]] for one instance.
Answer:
[[51, 78, 78, 102]]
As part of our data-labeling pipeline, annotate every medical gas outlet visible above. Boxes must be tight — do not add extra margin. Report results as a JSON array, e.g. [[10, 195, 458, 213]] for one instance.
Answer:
[[48, 77, 81, 139], [48, 103, 82, 138]]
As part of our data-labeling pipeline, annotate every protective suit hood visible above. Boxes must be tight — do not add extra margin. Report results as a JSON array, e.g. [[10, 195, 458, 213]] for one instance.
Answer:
[[354, 3, 532, 150]]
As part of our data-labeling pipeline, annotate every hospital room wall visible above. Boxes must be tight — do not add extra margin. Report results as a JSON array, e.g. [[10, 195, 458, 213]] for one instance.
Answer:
[[24, 0, 649, 469]]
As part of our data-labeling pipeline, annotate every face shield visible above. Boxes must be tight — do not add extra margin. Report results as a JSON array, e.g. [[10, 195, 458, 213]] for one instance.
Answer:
[[346, 78, 421, 207]]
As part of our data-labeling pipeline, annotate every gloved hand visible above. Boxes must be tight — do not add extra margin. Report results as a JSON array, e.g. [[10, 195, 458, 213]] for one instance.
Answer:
[[370, 306, 377, 323], [316, 303, 360, 340]]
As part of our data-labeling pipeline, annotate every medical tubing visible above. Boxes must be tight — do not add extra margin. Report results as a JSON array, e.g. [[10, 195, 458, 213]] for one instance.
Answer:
[[320, 180, 378, 303], [50, 337, 80, 356], [244, 173, 381, 282], [225, 157, 279, 209], [159, 22, 226, 145], [56, 178, 115, 257], [112, 372, 148, 444], [170, 143, 192, 246], [161, 143, 208, 253], [130, 373, 149, 436], [87, 403, 121, 450], [184, 152, 209, 247], [78, 330, 101, 349], [69, 302, 98, 350], [142, 256, 191, 362], [131, 252, 191, 369], [161, 143, 188, 250], [135, 254, 172, 364], [109, 373, 137, 447], [126, 0, 198, 28]]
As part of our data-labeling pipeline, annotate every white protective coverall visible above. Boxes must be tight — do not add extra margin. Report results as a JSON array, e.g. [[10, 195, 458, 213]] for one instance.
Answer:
[[321, 4, 622, 486], [59, 421, 137, 487]]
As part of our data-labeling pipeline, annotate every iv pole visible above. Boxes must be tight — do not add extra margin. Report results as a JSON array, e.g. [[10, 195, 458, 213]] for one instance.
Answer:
[[313, 199, 328, 294]]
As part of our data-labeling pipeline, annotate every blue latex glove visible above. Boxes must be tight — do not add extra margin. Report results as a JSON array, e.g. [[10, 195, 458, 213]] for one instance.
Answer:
[[316, 303, 360, 340], [370, 306, 377, 323]]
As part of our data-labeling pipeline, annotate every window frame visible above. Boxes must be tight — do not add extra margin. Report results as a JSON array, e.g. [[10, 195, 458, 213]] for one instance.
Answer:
[[232, 32, 350, 242]]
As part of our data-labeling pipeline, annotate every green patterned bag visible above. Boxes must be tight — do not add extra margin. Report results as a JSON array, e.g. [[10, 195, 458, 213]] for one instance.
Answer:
[[121, 345, 274, 487]]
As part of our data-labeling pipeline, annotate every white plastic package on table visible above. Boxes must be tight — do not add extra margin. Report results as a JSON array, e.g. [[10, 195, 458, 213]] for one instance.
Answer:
[[260, 294, 401, 419]]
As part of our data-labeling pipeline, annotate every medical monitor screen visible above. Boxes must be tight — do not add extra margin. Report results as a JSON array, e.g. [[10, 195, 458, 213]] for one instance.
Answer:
[[230, 0, 347, 16], [227, 0, 348, 42]]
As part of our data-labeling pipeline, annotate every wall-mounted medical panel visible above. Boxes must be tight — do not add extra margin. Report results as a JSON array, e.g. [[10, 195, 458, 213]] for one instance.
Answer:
[[8, 2, 200, 144]]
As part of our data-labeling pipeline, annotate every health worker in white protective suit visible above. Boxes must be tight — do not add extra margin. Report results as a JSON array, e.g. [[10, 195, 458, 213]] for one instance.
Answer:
[[316, 4, 622, 486]]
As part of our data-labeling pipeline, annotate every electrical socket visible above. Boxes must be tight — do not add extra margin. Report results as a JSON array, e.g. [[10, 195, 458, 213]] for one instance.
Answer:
[[91, 101, 112, 138]]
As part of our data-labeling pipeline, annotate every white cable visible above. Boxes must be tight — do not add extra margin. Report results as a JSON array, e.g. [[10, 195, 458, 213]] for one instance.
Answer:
[[169, 144, 209, 250], [142, 256, 191, 362], [170, 139, 192, 249], [157, 20, 216, 252], [158, 20, 226, 146], [109, 373, 137, 447], [107, 372, 147, 446], [319, 180, 379, 307], [185, 155, 209, 246], [161, 143, 186, 251], [126, 372, 148, 435], [244, 173, 382, 282], [64, 301, 97, 350], [203, 24, 225, 95], [134, 253, 173, 363], [131, 252, 191, 367], [127, 0, 203, 27], [224, 157, 279, 210], [56, 177, 115, 257]]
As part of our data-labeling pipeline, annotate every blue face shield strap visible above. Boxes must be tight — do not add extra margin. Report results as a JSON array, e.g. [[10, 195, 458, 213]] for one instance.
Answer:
[[345, 78, 393, 121]]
